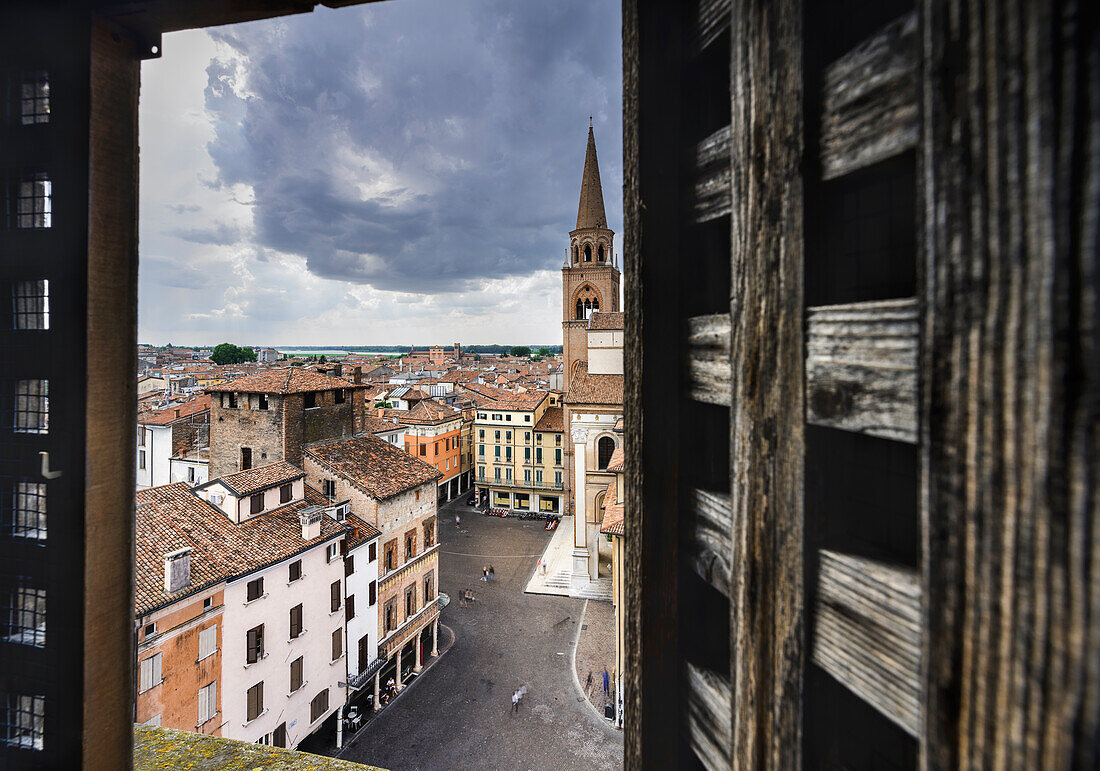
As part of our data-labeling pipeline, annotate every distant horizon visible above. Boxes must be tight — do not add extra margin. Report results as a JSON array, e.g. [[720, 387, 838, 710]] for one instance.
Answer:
[[138, 343, 564, 352]]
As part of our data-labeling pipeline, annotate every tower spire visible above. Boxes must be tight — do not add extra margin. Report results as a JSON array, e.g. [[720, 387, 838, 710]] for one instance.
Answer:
[[576, 123, 607, 230]]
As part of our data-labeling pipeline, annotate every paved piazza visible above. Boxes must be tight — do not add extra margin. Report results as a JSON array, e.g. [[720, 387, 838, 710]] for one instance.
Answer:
[[339, 496, 624, 771]]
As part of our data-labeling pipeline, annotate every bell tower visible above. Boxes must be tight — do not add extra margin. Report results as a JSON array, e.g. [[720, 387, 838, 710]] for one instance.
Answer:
[[563, 121, 620, 391]]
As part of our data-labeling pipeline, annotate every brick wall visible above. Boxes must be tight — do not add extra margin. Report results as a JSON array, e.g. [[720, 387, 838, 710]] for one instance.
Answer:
[[170, 412, 210, 458]]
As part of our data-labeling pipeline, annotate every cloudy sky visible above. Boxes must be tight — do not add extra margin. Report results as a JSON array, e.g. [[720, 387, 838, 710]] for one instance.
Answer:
[[138, 0, 622, 347]]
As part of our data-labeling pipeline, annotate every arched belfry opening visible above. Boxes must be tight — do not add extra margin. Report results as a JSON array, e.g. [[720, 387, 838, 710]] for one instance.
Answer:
[[584, 244, 592, 262], [574, 284, 601, 320], [598, 243, 605, 261]]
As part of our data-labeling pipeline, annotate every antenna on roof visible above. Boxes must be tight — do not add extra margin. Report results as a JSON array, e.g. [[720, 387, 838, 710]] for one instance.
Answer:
[[589, 115, 593, 128]]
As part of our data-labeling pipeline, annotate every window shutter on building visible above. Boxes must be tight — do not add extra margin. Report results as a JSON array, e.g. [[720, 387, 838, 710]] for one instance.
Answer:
[[197, 681, 216, 725], [138, 653, 161, 693], [198, 624, 216, 660], [331, 629, 342, 661], [290, 604, 302, 639], [330, 581, 340, 612], [246, 682, 263, 721]]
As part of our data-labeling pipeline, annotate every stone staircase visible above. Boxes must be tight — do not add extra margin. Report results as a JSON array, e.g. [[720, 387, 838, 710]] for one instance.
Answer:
[[571, 575, 613, 602]]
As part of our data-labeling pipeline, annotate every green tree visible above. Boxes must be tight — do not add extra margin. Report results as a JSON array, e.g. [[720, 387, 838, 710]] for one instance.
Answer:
[[319, 355, 327, 364], [211, 343, 258, 365], [537, 347, 551, 357], [509, 346, 531, 358]]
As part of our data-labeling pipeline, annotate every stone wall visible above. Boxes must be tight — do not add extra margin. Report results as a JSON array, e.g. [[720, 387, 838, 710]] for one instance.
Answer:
[[209, 395, 286, 478]]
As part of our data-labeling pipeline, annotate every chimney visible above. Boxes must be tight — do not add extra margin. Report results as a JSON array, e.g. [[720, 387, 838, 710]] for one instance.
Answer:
[[353, 366, 362, 384], [300, 507, 323, 540], [164, 548, 192, 594], [334, 363, 342, 377]]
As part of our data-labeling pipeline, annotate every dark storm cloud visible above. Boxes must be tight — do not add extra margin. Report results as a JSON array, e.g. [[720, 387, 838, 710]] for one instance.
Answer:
[[168, 221, 243, 245], [202, 0, 622, 294]]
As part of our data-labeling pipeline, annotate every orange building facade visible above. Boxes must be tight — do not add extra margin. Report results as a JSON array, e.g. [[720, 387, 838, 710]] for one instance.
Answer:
[[401, 400, 469, 501], [135, 586, 224, 735]]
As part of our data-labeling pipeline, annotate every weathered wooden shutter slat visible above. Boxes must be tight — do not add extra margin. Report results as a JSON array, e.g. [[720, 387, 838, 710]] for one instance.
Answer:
[[820, 11, 918, 180], [690, 0, 730, 56], [685, 661, 733, 769], [689, 488, 732, 597], [806, 298, 919, 442], [693, 125, 732, 223], [685, 313, 732, 406], [812, 550, 922, 736]]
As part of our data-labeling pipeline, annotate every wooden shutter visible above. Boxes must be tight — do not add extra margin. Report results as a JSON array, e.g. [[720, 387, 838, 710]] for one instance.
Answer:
[[246, 682, 262, 722], [246, 625, 263, 664], [331, 629, 342, 661], [346, 594, 355, 621], [626, 0, 1100, 767], [198, 624, 216, 659], [290, 604, 302, 639], [290, 657, 302, 692], [273, 722, 286, 748], [330, 580, 341, 612]]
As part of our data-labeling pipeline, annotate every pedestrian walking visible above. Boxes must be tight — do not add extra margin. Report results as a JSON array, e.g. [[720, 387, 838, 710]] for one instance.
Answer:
[[489, 565, 495, 581], [480, 565, 487, 582], [511, 690, 519, 715], [586, 672, 593, 691], [602, 670, 610, 697]]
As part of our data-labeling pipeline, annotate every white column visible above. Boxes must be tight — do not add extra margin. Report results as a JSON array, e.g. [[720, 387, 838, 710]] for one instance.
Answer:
[[396, 647, 403, 688], [432, 620, 439, 657], [373, 671, 381, 712], [414, 630, 423, 673], [570, 425, 590, 594]]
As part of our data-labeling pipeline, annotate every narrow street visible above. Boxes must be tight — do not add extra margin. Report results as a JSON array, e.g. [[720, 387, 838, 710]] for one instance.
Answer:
[[338, 496, 623, 771]]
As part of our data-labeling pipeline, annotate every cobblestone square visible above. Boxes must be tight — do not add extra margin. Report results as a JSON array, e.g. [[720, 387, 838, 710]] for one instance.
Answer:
[[338, 497, 623, 770]]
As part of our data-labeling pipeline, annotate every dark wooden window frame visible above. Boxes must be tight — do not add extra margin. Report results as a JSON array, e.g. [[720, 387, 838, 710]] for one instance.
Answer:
[[2, 1, 1092, 767]]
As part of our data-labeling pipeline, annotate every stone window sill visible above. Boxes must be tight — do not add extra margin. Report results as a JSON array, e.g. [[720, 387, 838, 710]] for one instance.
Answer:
[[243, 592, 268, 606], [242, 709, 268, 727], [243, 653, 269, 668]]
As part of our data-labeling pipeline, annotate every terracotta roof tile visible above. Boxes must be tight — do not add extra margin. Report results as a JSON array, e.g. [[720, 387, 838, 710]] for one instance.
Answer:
[[564, 361, 624, 405], [208, 461, 304, 497], [361, 416, 404, 434], [205, 368, 366, 395], [138, 395, 210, 425], [600, 477, 625, 536], [135, 483, 346, 615], [401, 399, 462, 425], [588, 311, 625, 330], [534, 406, 564, 432], [305, 433, 442, 501], [606, 446, 625, 472]]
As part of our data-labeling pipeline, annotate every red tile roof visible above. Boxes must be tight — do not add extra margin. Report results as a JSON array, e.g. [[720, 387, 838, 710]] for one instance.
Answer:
[[588, 311, 625, 330], [600, 477, 625, 536], [564, 361, 624, 405], [534, 406, 564, 432], [606, 446, 625, 473], [138, 395, 211, 425], [361, 416, 404, 434], [208, 461, 304, 497], [304, 433, 442, 501], [205, 368, 366, 394], [135, 483, 346, 615], [401, 399, 462, 425]]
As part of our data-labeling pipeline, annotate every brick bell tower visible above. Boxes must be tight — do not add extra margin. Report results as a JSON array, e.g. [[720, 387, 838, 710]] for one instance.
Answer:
[[562, 120, 620, 392]]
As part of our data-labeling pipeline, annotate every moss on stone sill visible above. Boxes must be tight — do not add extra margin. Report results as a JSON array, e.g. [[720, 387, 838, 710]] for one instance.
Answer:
[[134, 726, 385, 771]]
